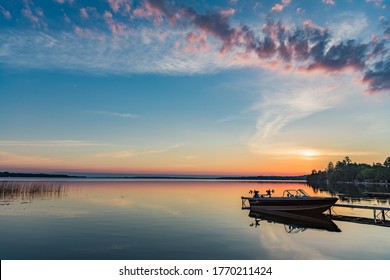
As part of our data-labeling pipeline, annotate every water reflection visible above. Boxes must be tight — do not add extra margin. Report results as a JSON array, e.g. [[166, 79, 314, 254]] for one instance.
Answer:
[[1, 179, 390, 259], [248, 209, 341, 233], [308, 182, 390, 201]]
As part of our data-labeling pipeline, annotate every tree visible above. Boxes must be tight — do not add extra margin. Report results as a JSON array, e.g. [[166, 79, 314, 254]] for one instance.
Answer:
[[326, 162, 334, 174], [343, 156, 352, 166], [335, 161, 345, 170], [384, 157, 390, 168]]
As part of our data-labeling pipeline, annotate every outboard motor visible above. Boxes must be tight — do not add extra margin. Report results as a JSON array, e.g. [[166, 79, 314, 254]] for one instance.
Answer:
[[265, 189, 274, 197]]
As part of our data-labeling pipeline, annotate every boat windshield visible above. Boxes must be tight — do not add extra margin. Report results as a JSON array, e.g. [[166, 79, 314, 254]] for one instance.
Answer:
[[283, 189, 310, 198]]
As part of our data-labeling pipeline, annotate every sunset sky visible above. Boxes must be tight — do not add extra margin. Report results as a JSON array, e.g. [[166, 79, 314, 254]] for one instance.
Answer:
[[1, 0, 390, 176]]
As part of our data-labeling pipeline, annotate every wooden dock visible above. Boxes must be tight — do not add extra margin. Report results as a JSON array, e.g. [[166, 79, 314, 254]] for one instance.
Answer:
[[362, 192, 390, 198], [331, 203, 390, 225], [241, 196, 390, 227]]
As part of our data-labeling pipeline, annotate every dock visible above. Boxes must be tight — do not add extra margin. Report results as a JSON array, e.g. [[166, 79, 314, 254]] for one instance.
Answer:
[[330, 203, 390, 226], [362, 192, 390, 198]]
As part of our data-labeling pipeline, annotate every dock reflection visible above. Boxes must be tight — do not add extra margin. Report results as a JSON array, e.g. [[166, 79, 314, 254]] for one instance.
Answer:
[[248, 209, 341, 233]]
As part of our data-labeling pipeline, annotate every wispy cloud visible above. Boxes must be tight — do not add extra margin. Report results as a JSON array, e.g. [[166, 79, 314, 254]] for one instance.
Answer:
[[86, 110, 139, 119], [183, 155, 198, 159], [248, 72, 356, 156], [0, 151, 55, 164], [93, 150, 135, 158], [0, 5, 11, 19], [251, 82, 337, 141], [214, 113, 249, 125], [144, 143, 184, 154], [0, 28, 234, 75], [91, 143, 186, 159], [0, 140, 110, 147], [323, 0, 336, 6]]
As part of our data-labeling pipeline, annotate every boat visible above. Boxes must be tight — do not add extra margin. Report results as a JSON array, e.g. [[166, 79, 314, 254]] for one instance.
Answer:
[[241, 189, 338, 214], [248, 209, 341, 233]]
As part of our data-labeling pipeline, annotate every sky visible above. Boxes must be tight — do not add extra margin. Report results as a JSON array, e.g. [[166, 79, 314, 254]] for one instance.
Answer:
[[1, 0, 390, 176]]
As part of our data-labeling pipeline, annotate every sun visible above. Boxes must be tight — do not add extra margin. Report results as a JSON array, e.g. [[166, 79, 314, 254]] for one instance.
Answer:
[[299, 149, 321, 159]]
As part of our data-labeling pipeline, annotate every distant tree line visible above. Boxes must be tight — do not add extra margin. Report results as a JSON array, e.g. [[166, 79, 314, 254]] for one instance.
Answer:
[[0, 172, 83, 178], [307, 156, 390, 185]]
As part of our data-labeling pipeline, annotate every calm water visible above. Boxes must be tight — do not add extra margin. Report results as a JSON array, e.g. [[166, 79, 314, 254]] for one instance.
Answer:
[[1, 179, 390, 260]]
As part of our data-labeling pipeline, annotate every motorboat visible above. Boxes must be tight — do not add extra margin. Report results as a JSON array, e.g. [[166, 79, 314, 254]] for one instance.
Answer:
[[241, 189, 338, 214], [248, 209, 341, 233]]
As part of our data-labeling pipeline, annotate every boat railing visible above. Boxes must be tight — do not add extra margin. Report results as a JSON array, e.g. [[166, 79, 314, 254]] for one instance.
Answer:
[[282, 189, 309, 198]]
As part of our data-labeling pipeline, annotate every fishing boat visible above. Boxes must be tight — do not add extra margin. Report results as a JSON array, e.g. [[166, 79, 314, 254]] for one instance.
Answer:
[[241, 189, 338, 214]]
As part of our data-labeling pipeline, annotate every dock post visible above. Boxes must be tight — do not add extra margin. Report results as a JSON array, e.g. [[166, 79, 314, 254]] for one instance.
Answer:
[[382, 210, 385, 222], [374, 209, 377, 223]]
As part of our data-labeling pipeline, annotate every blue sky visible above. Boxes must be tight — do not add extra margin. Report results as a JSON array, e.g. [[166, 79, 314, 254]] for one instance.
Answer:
[[1, 0, 390, 175]]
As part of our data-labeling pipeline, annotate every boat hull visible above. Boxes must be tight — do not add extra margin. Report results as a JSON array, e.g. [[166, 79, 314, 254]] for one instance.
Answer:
[[245, 197, 338, 213]]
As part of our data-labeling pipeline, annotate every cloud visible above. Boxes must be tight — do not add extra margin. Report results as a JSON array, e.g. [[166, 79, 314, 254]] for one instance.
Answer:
[[322, 0, 336, 5], [21, 0, 47, 29], [86, 110, 139, 118], [80, 8, 88, 18], [136, 0, 389, 93], [251, 83, 336, 141], [328, 13, 369, 44], [0, 140, 110, 147], [271, 4, 284, 12], [103, 10, 129, 35], [93, 150, 135, 158], [0, 28, 237, 74], [0, 151, 55, 165], [54, 0, 74, 4], [271, 0, 291, 13], [144, 143, 184, 154], [363, 59, 390, 93], [0, 5, 11, 19], [108, 0, 132, 14], [1, 0, 390, 93]]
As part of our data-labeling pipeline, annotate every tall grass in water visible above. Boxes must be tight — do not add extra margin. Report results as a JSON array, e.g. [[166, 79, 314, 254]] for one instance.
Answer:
[[0, 181, 67, 200]]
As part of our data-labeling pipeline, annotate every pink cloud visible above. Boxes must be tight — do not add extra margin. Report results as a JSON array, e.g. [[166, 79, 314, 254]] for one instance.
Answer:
[[64, 13, 71, 23], [104, 10, 128, 35], [55, 0, 74, 4], [219, 8, 235, 18], [322, 0, 336, 5], [133, 0, 178, 25], [0, 5, 12, 19], [21, 2, 47, 29], [108, 0, 132, 14], [133, 7, 153, 17], [80, 8, 88, 18], [73, 25, 84, 35], [184, 31, 210, 54], [271, 4, 284, 12]]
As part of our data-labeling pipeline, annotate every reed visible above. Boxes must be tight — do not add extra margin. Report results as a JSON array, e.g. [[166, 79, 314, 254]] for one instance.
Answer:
[[0, 181, 67, 200]]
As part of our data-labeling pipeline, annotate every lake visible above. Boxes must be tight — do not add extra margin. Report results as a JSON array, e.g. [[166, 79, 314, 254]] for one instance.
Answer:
[[1, 179, 390, 260]]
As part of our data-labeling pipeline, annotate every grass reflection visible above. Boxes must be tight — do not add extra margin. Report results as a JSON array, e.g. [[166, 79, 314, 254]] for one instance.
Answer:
[[0, 181, 67, 200]]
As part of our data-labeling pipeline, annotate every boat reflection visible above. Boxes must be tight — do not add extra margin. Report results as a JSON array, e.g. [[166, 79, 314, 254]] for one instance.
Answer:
[[248, 209, 341, 233]]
